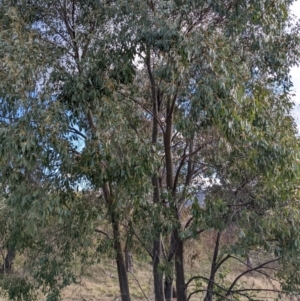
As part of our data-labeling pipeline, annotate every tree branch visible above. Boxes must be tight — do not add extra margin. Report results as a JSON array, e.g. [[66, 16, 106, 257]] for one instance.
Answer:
[[121, 223, 153, 259], [117, 91, 164, 131], [173, 140, 189, 193], [215, 254, 231, 272], [226, 258, 280, 296], [69, 126, 87, 139], [95, 229, 111, 239]]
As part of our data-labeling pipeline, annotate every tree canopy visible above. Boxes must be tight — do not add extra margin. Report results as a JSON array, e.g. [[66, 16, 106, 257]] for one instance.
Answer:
[[0, 0, 300, 301]]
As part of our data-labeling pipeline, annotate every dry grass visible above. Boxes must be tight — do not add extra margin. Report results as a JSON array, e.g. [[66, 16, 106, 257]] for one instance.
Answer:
[[61, 260, 155, 301], [0, 230, 289, 301], [58, 237, 284, 301], [58, 257, 282, 301], [0, 261, 284, 301]]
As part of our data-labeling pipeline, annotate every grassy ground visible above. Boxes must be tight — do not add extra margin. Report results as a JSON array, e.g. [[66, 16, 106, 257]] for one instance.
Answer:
[[0, 230, 285, 301], [61, 260, 155, 301], [58, 258, 280, 301], [59, 239, 282, 301]]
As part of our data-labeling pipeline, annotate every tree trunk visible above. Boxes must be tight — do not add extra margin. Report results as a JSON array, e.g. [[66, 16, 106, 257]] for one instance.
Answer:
[[112, 214, 131, 301], [125, 247, 133, 273], [152, 174, 164, 301], [164, 231, 176, 301], [147, 48, 165, 301], [103, 183, 131, 301], [164, 276, 173, 301], [165, 277, 177, 300], [5, 248, 15, 272], [163, 92, 186, 300], [246, 253, 253, 275], [204, 231, 221, 301], [0, 248, 15, 274], [125, 225, 133, 273], [153, 235, 165, 301], [88, 101, 131, 301], [174, 227, 187, 301]]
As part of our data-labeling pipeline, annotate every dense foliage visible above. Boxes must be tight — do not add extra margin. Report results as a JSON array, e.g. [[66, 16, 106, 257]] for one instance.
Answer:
[[0, 0, 300, 300]]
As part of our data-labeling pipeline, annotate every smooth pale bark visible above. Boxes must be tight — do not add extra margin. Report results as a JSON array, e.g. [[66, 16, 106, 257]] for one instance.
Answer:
[[125, 246, 133, 273]]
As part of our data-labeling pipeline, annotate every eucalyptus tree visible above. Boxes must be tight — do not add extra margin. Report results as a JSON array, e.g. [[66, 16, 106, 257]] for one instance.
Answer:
[[0, 1, 153, 301], [123, 1, 300, 301], [0, 1, 300, 301]]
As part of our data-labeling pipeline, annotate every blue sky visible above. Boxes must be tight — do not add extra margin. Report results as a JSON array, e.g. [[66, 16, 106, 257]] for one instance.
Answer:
[[291, 1, 300, 130]]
